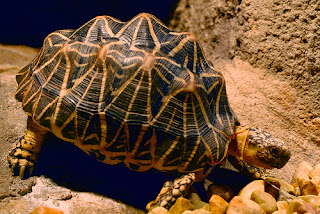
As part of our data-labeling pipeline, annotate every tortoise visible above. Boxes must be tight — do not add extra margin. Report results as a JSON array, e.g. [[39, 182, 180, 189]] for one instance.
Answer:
[[7, 13, 291, 210]]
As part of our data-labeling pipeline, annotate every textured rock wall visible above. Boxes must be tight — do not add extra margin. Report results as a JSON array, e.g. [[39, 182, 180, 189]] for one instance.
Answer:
[[170, 0, 320, 143]]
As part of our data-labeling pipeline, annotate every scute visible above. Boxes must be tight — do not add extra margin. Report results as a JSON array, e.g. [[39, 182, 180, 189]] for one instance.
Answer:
[[15, 13, 238, 172]]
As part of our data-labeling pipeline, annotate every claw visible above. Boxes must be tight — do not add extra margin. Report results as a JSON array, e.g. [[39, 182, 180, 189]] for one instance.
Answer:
[[19, 165, 26, 179]]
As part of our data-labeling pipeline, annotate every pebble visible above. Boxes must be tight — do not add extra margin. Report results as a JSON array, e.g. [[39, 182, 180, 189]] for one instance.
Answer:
[[148, 206, 169, 214], [168, 197, 194, 214], [189, 193, 209, 209], [300, 180, 320, 196], [238, 180, 265, 199], [207, 184, 234, 202], [298, 195, 320, 212], [29, 206, 64, 214], [251, 190, 277, 214], [309, 163, 320, 179], [276, 201, 289, 211], [209, 195, 229, 214], [293, 161, 313, 185], [181, 209, 212, 214], [226, 196, 265, 214]]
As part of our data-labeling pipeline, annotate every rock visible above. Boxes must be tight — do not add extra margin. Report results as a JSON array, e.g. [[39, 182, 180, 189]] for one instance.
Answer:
[[298, 195, 320, 212], [238, 180, 265, 199], [148, 206, 169, 214], [309, 163, 320, 179], [297, 202, 319, 214], [189, 193, 209, 209], [181, 209, 212, 214], [265, 180, 280, 200], [287, 199, 304, 214], [299, 180, 320, 196], [293, 161, 313, 185], [271, 211, 287, 214], [227, 196, 266, 214], [208, 195, 229, 214], [265, 177, 296, 201], [207, 184, 234, 202], [276, 201, 289, 212], [29, 206, 63, 214], [251, 190, 277, 214], [168, 197, 194, 214]]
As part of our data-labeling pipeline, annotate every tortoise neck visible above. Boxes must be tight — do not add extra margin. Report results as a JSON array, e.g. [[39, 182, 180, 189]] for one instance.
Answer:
[[228, 125, 250, 159]]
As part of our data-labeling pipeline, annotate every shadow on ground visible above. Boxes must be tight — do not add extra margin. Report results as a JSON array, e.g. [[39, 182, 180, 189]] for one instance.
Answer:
[[32, 133, 250, 210]]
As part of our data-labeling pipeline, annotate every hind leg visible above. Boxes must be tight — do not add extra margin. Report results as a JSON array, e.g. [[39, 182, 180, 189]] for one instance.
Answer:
[[7, 116, 47, 179]]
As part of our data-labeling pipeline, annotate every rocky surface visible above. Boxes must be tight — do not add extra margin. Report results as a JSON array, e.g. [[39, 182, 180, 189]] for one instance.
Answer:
[[1, 0, 320, 213]]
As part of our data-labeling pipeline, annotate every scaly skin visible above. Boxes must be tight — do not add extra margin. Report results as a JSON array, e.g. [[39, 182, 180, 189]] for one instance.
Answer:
[[7, 116, 47, 179]]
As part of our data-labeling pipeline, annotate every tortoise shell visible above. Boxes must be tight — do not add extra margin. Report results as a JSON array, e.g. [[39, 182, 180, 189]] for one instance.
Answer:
[[15, 13, 238, 172]]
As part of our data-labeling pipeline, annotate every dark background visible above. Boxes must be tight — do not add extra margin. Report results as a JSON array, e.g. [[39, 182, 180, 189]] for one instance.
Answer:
[[0, 0, 178, 47]]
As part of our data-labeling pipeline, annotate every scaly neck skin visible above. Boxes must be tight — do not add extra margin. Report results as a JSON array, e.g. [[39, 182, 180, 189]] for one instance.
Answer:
[[228, 126, 273, 169], [228, 126, 249, 160]]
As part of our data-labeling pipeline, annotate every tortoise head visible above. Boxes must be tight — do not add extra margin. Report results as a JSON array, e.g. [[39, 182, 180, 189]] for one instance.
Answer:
[[228, 126, 291, 169]]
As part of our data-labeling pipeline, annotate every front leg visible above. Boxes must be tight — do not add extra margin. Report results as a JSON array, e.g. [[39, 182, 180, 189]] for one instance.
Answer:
[[146, 173, 195, 211], [7, 116, 47, 179]]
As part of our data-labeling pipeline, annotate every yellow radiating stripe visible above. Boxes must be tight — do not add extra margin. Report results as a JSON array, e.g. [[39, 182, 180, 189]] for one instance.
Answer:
[[183, 94, 189, 138], [131, 18, 143, 47], [146, 17, 161, 53], [85, 19, 98, 42], [215, 80, 224, 126], [146, 65, 152, 122], [115, 15, 140, 38], [35, 97, 59, 121], [153, 67, 170, 84], [168, 34, 192, 57], [193, 41, 197, 73], [98, 58, 108, 112], [99, 113, 107, 145], [124, 69, 145, 120], [52, 44, 72, 128], [165, 107, 177, 132], [102, 17, 115, 37], [156, 136, 180, 167]]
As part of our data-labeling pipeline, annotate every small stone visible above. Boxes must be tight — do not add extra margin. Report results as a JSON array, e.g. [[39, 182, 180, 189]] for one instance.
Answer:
[[209, 195, 229, 214], [276, 201, 289, 211], [29, 206, 64, 214], [309, 163, 320, 179], [251, 190, 277, 214], [182, 209, 212, 214], [271, 211, 287, 214], [293, 161, 313, 185], [168, 197, 194, 214], [226, 196, 265, 214], [189, 193, 209, 209], [239, 180, 265, 199], [148, 206, 169, 214], [287, 199, 304, 214], [300, 180, 320, 195], [207, 184, 234, 202], [265, 177, 296, 201], [298, 195, 320, 211], [297, 202, 318, 214]]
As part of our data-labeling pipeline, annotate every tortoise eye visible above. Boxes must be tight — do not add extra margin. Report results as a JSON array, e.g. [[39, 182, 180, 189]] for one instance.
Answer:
[[269, 147, 281, 157]]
